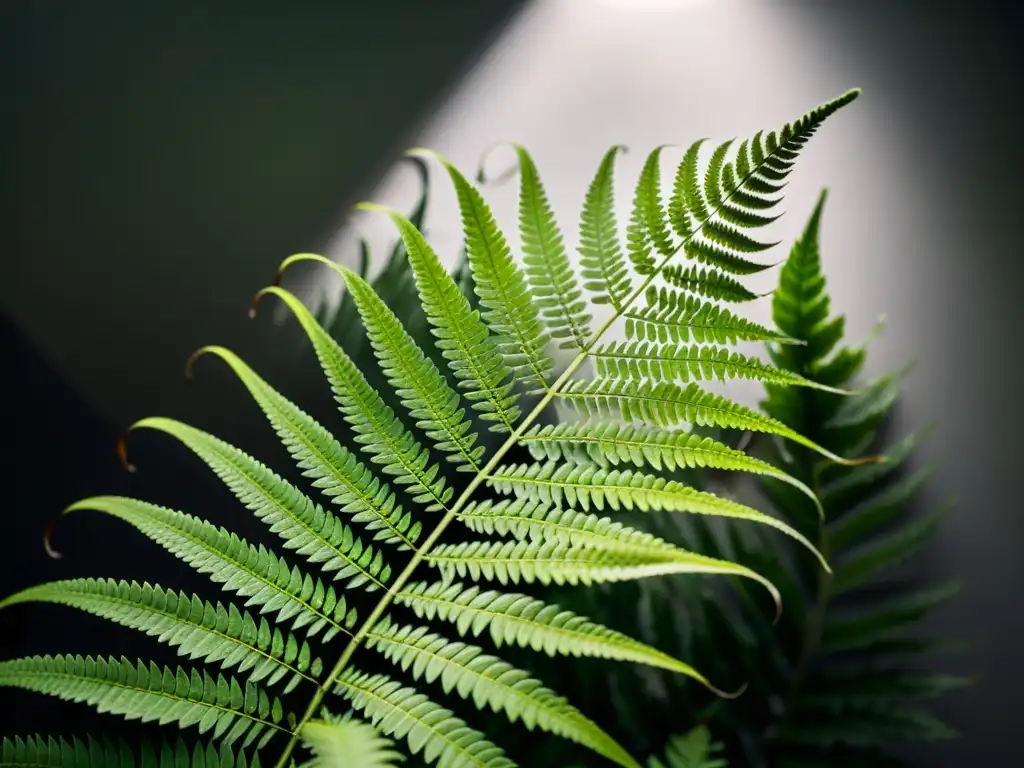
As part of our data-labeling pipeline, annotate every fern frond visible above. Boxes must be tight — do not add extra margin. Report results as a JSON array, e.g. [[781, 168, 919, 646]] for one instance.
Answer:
[[649, 727, 727, 768], [579, 145, 633, 309], [519, 423, 819, 512], [458, 498, 683, 558], [0, 656, 285, 748], [557, 379, 866, 465], [299, 713, 402, 768], [701, 220, 777, 254], [62, 497, 355, 640], [510, 145, 592, 351], [414, 149, 553, 391], [625, 293, 791, 345], [826, 466, 934, 551], [486, 462, 825, 567], [188, 346, 418, 550], [354, 205, 520, 433], [322, 262, 485, 471], [670, 139, 708, 235], [130, 418, 391, 590], [425, 538, 779, 604], [397, 582, 722, 692], [336, 669, 514, 768], [655, 268, 757, 303], [366, 622, 637, 768], [253, 287, 452, 511], [0, 579, 319, 692], [682, 239, 773, 275], [831, 505, 948, 594], [820, 583, 959, 653], [0, 735, 259, 768], [454, 498, 779, 613], [626, 147, 670, 274], [592, 342, 844, 392]]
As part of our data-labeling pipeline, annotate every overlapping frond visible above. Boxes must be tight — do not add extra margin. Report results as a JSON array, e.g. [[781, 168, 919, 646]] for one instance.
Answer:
[[187, 346, 419, 550], [556, 378, 866, 464], [0, 736, 260, 768], [61, 497, 356, 640], [336, 669, 514, 768], [1, 90, 867, 768], [625, 292, 791, 345], [356, 204, 520, 433], [592, 341, 842, 391], [414, 149, 553, 391], [486, 462, 825, 567], [509, 145, 592, 351], [254, 286, 453, 512], [0, 579, 319, 693], [396, 582, 716, 688], [366, 621, 636, 768], [129, 417, 391, 590], [299, 714, 402, 768], [0, 656, 284, 749], [648, 727, 728, 768], [579, 145, 633, 310]]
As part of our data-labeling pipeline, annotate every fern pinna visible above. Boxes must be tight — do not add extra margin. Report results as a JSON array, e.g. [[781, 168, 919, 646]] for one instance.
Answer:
[[1, 90, 861, 767]]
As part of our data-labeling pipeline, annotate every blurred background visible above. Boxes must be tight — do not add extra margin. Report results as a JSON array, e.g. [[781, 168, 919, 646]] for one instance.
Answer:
[[1, 0, 1019, 764]]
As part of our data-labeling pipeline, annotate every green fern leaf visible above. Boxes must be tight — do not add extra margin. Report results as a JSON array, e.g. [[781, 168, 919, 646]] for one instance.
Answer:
[[187, 346, 419, 550], [355, 205, 520, 433], [326, 263, 485, 471], [627, 147, 672, 274], [509, 145, 593, 350], [129, 417, 391, 590], [670, 139, 708, 232], [0, 579, 318, 692], [519, 423, 819, 511], [254, 287, 453, 511], [0, 735, 259, 768], [396, 582, 727, 693], [299, 713, 402, 768], [579, 145, 633, 309], [414, 149, 553, 391], [682, 240, 773, 275], [655, 269, 757, 303], [556, 379, 865, 465], [701, 220, 777, 254], [61, 497, 355, 640], [625, 292, 791, 345], [649, 727, 728, 768], [592, 342, 843, 391], [366, 621, 637, 768], [1, 90, 865, 766], [336, 669, 514, 768], [486, 462, 825, 567], [0, 656, 284, 749]]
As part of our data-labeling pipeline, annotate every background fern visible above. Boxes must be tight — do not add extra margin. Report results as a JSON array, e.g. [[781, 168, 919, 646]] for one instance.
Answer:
[[1, 92, 866, 767], [534, 192, 966, 766]]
